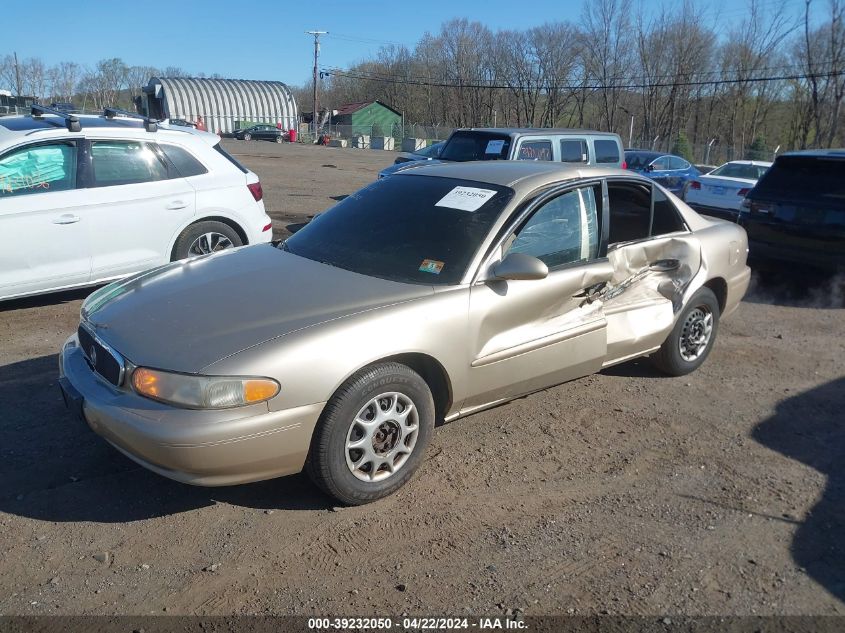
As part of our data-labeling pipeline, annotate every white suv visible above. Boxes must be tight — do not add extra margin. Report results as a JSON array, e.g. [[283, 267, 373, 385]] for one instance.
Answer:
[[0, 107, 273, 301]]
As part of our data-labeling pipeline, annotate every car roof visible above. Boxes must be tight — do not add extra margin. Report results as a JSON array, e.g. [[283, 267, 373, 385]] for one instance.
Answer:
[[453, 127, 616, 136], [399, 160, 632, 191], [0, 114, 221, 146], [625, 150, 662, 158], [780, 149, 845, 159], [722, 160, 773, 166]]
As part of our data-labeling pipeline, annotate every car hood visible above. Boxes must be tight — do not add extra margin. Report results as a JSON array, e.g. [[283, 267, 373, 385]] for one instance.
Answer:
[[81, 244, 434, 373]]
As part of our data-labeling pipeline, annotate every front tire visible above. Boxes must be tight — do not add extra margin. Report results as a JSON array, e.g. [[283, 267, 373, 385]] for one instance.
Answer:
[[243, 133, 252, 141], [306, 362, 435, 505], [172, 221, 243, 261], [650, 287, 720, 376]]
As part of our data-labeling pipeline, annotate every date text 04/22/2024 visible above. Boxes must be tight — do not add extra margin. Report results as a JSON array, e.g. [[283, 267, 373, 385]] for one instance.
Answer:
[[307, 617, 527, 630]]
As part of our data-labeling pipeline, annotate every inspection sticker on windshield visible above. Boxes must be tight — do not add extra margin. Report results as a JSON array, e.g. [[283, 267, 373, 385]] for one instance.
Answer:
[[485, 139, 505, 154], [435, 186, 498, 212], [419, 259, 445, 275]]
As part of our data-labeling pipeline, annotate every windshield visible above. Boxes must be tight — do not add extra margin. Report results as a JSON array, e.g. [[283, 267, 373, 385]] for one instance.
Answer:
[[710, 163, 770, 180], [416, 142, 444, 158], [624, 152, 659, 170], [440, 131, 512, 162], [282, 175, 515, 285], [752, 156, 845, 204]]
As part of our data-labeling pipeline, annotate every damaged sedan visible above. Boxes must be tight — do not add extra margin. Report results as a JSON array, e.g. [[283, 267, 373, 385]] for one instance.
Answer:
[[59, 162, 751, 505]]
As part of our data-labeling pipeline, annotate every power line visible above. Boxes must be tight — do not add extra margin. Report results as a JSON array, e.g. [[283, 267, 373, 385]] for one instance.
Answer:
[[322, 66, 845, 91], [322, 57, 845, 87]]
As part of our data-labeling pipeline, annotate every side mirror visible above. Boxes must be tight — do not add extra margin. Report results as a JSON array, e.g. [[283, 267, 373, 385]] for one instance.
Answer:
[[645, 164, 654, 172], [492, 253, 549, 281]]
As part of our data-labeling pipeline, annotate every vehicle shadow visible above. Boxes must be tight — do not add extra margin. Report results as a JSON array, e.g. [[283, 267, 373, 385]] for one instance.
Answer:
[[600, 357, 665, 378], [744, 264, 844, 309], [752, 377, 845, 604], [0, 354, 335, 524], [0, 287, 94, 312]]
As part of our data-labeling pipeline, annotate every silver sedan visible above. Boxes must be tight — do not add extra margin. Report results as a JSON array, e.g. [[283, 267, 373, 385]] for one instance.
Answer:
[[59, 161, 751, 504]]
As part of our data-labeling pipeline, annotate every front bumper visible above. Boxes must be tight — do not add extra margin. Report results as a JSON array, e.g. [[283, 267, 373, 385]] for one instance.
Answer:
[[59, 337, 324, 487]]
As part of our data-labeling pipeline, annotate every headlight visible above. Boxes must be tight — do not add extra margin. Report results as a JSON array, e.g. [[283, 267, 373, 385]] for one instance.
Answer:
[[131, 367, 280, 409]]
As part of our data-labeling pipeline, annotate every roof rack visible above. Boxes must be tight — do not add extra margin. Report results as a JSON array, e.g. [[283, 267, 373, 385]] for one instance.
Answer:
[[31, 104, 81, 132], [103, 107, 158, 132]]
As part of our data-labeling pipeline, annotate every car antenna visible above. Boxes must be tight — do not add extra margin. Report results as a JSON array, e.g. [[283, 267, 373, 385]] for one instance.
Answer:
[[30, 104, 81, 132], [103, 107, 158, 133]]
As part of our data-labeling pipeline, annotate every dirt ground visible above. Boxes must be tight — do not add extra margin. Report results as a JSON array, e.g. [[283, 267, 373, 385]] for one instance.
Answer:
[[0, 140, 843, 617]]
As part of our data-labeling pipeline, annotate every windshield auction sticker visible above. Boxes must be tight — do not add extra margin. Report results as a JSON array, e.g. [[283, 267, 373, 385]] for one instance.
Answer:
[[435, 186, 498, 212], [485, 139, 505, 154]]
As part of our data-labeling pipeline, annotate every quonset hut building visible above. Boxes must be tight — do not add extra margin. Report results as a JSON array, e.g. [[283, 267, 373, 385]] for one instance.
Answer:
[[139, 77, 298, 135]]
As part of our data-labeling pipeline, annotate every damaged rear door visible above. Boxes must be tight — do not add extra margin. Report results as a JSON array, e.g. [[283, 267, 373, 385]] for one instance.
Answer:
[[602, 179, 701, 365], [464, 182, 614, 412]]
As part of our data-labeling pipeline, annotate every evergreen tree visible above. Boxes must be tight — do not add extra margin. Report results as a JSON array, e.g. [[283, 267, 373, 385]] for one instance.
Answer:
[[671, 132, 694, 162]]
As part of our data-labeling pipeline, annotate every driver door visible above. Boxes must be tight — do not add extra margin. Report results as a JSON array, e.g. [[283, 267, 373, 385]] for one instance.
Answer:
[[463, 184, 614, 412]]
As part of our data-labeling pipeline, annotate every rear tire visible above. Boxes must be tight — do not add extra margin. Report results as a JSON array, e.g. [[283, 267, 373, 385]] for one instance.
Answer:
[[171, 221, 242, 261], [243, 133, 252, 141], [650, 287, 720, 376], [305, 362, 435, 505]]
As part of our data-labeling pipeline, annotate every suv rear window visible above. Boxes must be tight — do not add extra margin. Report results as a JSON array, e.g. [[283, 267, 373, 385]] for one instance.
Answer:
[[214, 143, 248, 173], [439, 131, 512, 162], [595, 139, 621, 164], [160, 144, 207, 177], [751, 155, 845, 203]]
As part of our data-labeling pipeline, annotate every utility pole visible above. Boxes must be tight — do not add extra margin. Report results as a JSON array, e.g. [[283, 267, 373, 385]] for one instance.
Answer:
[[13, 51, 22, 97], [306, 30, 327, 139]]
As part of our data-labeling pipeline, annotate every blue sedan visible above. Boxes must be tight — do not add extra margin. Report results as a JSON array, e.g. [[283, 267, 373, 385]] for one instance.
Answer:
[[625, 150, 701, 197]]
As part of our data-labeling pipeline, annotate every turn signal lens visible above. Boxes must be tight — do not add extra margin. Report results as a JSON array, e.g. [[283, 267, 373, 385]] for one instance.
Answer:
[[132, 367, 161, 397], [130, 367, 279, 409], [244, 379, 280, 403]]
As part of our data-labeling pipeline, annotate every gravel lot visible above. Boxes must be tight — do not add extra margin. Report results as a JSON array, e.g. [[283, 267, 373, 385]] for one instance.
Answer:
[[0, 140, 843, 617]]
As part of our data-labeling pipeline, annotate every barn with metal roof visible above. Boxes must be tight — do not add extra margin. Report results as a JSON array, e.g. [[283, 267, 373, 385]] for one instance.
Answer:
[[140, 77, 298, 134]]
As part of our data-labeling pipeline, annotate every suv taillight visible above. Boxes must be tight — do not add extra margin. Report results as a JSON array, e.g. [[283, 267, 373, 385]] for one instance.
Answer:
[[247, 182, 263, 202]]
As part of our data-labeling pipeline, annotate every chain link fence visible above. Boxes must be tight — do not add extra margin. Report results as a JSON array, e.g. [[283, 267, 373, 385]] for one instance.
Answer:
[[308, 122, 453, 148]]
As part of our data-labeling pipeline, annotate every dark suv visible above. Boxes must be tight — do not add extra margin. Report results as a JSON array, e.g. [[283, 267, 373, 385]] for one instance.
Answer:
[[741, 150, 845, 270]]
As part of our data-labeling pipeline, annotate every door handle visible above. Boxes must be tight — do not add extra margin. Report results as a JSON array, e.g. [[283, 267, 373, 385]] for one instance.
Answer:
[[166, 200, 188, 210], [52, 214, 80, 225], [572, 281, 607, 302]]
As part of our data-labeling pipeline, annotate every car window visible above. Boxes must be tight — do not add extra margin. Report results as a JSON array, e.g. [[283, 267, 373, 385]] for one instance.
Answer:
[[0, 141, 77, 197], [751, 156, 845, 204], [608, 181, 686, 244], [506, 187, 599, 268], [440, 131, 512, 162], [651, 188, 687, 235], [710, 163, 769, 179], [594, 139, 620, 164], [90, 140, 168, 187], [560, 139, 588, 163], [283, 175, 515, 285], [158, 144, 208, 177], [608, 181, 652, 243], [517, 140, 553, 161], [668, 156, 689, 170], [650, 156, 670, 170]]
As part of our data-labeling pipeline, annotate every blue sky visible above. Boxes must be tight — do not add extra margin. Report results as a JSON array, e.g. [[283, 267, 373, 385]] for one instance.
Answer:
[[3, 0, 809, 88]]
